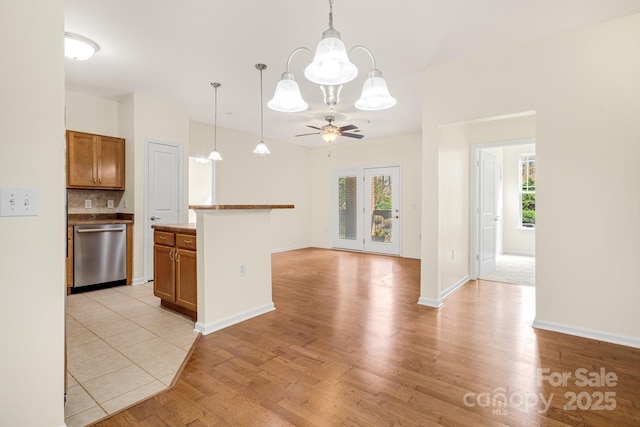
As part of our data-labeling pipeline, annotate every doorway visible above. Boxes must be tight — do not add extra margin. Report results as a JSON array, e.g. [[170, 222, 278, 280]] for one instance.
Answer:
[[331, 166, 401, 256], [144, 140, 182, 282], [471, 140, 536, 286]]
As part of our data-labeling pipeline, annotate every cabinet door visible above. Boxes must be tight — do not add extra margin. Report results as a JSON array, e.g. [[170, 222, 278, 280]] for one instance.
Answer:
[[153, 244, 175, 302], [175, 249, 197, 312], [97, 136, 125, 189], [67, 131, 96, 188]]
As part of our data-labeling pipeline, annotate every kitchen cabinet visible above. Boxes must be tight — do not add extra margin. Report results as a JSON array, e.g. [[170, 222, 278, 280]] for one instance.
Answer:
[[153, 228, 197, 319], [66, 130, 125, 190]]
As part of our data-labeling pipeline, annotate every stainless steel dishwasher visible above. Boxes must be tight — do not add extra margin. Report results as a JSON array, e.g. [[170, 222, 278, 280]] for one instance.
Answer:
[[73, 224, 127, 291]]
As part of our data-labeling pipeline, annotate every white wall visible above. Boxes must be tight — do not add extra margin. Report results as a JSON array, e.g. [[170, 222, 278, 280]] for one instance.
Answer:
[[65, 90, 118, 135], [308, 134, 422, 258], [438, 125, 470, 292], [189, 121, 310, 252], [421, 13, 640, 345], [0, 1, 66, 425]]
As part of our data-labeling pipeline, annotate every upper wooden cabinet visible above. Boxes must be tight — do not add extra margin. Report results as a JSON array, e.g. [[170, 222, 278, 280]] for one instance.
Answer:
[[66, 130, 125, 190]]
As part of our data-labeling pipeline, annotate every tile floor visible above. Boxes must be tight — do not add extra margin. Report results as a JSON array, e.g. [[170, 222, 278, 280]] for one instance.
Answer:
[[65, 282, 199, 427]]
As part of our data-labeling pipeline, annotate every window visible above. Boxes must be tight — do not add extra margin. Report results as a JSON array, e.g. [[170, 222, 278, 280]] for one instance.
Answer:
[[520, 154, 535, 228]]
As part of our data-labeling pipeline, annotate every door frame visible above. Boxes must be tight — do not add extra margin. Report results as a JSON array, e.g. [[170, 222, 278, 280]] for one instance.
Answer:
[[469, 138, 534, 279], [331, 165, 402, 256], [144, 139, 183, 282]]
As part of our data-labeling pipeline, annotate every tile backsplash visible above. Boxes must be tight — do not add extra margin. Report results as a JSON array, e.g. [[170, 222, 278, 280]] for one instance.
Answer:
[[68, 189, 124, 214]]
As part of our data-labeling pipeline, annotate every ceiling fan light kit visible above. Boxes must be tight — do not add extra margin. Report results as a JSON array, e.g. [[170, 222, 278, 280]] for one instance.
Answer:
[[268, 0, 396, 115]]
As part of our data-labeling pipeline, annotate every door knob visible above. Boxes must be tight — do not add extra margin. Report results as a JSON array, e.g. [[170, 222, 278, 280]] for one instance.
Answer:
[[150, 216, 161, 221]]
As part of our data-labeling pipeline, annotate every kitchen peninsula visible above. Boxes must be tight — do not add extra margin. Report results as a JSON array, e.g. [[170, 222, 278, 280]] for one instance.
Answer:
[[188, 204, 294, 334]]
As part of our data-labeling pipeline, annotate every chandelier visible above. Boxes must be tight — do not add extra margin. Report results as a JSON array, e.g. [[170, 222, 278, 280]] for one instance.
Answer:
[[268, 0, 396, 113]]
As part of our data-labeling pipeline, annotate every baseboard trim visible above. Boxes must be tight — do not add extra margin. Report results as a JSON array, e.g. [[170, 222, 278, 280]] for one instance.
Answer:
[[131, 277, 146, 286], [417, 297, 442, 308], [194, 303, 276, 335], [440, 275, 470, 301], [271, 244, 311, 253], [417, 276, 471, 309], [533, 319, 640, 349]]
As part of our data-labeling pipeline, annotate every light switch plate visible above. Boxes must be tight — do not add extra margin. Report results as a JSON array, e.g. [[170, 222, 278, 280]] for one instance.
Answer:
[[0, 188, 39, 216]]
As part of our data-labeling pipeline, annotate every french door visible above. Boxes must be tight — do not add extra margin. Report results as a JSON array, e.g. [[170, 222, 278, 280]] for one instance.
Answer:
[[332, 166, 401, 255]]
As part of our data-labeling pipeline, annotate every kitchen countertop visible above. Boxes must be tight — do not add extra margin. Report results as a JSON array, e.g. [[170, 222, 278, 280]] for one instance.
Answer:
[[189, 204, 295, 210], [68, 213, 134, 225], [152, 223, 196, 234]]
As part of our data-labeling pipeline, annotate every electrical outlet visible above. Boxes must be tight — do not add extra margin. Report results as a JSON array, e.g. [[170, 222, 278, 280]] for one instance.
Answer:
[[107, 199, 114, 209], [84, 199, 92, 209], [239, 263, 246, 276]]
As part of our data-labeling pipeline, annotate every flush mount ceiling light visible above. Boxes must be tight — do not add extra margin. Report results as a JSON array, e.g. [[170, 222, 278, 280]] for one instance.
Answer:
[[64, 32, 99, 60], [268, 0, 396, 113], [207, 82, 223, 161], [253, 64, 271, 156]]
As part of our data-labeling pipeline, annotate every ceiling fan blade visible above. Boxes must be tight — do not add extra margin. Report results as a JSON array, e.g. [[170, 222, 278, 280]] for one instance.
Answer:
[[306, 125, 322, 130], [295, 132, 321, 137], [341, 132, 364, 139], [339, 124, 357, 132]]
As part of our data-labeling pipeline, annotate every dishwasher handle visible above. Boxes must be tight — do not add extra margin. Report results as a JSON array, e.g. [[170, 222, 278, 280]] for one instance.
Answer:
[[76, 228, 126, 233]]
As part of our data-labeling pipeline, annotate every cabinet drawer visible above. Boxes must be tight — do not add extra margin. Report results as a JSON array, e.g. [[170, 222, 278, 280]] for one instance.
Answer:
[[176, 233, 196, 250], [154, 231, 175, 246]]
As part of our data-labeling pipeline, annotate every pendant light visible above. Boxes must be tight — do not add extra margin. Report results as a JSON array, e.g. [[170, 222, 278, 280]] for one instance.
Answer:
[[207, 82, 223, 161], [253, 64, 271, 155]]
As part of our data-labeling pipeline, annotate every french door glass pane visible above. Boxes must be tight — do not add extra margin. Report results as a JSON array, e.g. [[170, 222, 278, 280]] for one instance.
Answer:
[[339, 176, 358, 240], [370, 175, 393, 243]]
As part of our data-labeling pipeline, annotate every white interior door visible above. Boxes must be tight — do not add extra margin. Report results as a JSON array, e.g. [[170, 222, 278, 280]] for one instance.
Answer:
[[145, 141, 182, 281], [331, 166, 401, 256], [478, 150, 498, 277]]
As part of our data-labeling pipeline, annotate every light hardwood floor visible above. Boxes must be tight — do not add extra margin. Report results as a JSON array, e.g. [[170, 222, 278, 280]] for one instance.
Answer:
[[92, 248, 640, 426]]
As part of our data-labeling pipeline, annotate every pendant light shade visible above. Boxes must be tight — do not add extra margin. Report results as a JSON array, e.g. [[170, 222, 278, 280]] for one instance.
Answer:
[[354, 68, 397, 111], [304, 28, 358, 86], [267, 72, 308, 112], [207, 82, 223, 161], [253, 64, 271, 156], [253, 142, 271, 155]]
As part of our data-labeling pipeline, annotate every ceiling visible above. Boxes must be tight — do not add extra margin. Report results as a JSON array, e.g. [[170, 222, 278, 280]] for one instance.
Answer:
[[64, 0, 640, 148]]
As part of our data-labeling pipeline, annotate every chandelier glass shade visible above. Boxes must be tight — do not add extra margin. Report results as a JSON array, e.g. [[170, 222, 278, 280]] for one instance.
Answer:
[[268, 0, 395, 113], [304, 28, 358, 86]]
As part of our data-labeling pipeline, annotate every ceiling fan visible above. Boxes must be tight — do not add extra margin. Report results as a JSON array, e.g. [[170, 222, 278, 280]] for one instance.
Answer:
[[295, 116, 364, 143]]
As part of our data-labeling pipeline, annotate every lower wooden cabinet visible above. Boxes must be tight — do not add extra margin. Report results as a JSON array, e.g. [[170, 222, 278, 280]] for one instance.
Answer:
[[153, 229, 197, 319]]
